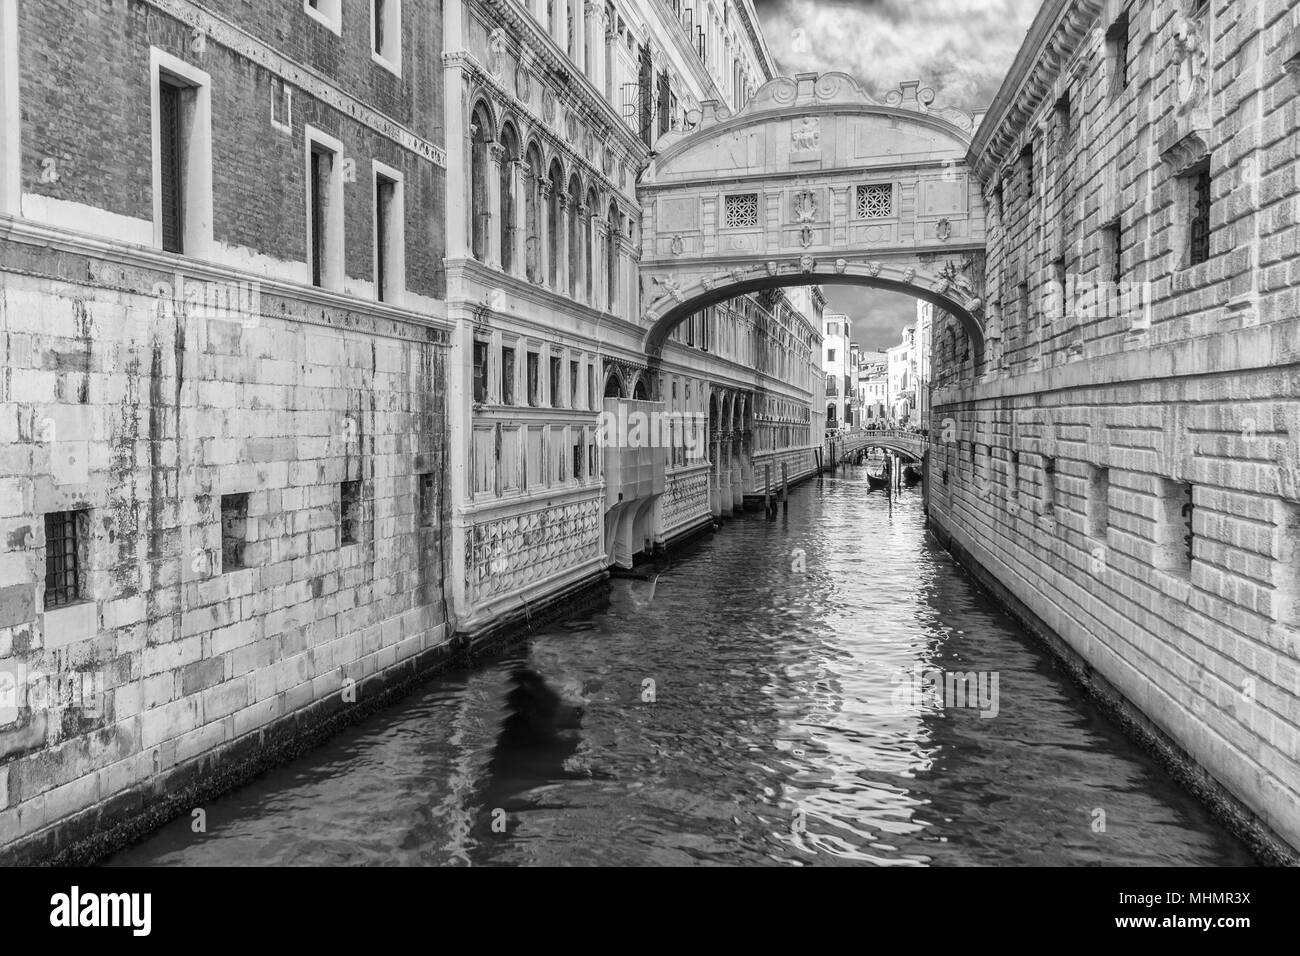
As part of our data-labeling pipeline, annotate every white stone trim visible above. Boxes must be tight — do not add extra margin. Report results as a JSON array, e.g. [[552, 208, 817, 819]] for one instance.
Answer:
[[304, 125, 346, 292], [370, 0, 402, 77], [302, 0, 342, 36], [150, 47, 214, 258], [372, 159, 406, 306], [0, 0, 19, 216]]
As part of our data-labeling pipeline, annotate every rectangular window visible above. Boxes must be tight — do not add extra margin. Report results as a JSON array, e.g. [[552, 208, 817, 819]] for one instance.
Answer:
[[1019, 143, 1034, 197], [1042, 457, 1057, 515], [827, 349, 836, 362], [340, 480, 362, 545], [570, 359, 581, 408], [1008, 451, 1020, 506], [473, 340, 489, 404], [550, 355, 563, 408], [1107, 10, 1131, 94], [501, 346, 516, 405], [372, 162, 406, 305], [372, 0, 402, 72], [221, 493, 249, 572], [527, 351, 541, 407], [418, 472, 436, 528], [152, 52, 212, 257], [724, 193, 759, 228], [573, 441, 584, 481], [1188, 160, 1212, 266], [1087, 465, 1109, 539], [1104, 220, 1123, 286], [305, 0, 343, 35], [1055, 91, 1072, 157], [307, 129, 344, 291], [158, 82, 185, 254], [856, 183, 893, 219], [43, 510, 84, 609]]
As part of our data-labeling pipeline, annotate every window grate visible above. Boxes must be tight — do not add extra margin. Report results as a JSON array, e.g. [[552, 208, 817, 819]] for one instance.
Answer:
[[341, 481, 362, 545], [159, 82, 185, 254], [1189, 164, 1212, 265], [44, 511, 81, 609], [724, 193, 759, 228], [221, 494, 249, 572], [855, 183, 892, 219]]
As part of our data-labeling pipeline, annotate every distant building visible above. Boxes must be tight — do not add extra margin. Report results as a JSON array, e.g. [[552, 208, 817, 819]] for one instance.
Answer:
[[822, 313, 853, 428]]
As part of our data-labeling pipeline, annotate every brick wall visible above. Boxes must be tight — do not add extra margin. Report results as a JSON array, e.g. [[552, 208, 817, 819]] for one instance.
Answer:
[[0, 239, 452, 861], [18, 0, 445, 296], [932, 0, 1300, 854]]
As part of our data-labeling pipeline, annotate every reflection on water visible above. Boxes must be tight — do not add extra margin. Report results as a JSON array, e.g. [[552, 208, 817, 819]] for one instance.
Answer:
[[109, 466, 1255, 866]]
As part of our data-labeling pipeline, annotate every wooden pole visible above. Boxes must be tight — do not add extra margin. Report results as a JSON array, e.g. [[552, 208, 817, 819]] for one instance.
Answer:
[[764, 464, 772, 519], [782, 462, 789, 515]]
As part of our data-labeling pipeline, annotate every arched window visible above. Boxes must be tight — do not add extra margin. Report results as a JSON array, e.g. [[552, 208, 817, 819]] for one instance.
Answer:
[[604, 370, 624, 398], [567, 174, 582, 298], [606, 201, 620, 314], [585, 187, 598, 303], [469, 102, 494, 262], [498, 123, 520, 274], [525, 142, 544, 282], [547, 159, 563, 287], [633, 376, 649, 401]]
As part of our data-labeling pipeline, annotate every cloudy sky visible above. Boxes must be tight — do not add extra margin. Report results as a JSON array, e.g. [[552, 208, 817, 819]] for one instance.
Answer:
[[751, 0, 1040, 351]]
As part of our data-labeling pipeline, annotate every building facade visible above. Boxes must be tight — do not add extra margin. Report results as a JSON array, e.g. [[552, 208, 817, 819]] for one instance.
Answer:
[[0, 0, 450, 861], [822, 312, 852, 428], [929, 0, 1300, 857], [443, 0, 822, 634]]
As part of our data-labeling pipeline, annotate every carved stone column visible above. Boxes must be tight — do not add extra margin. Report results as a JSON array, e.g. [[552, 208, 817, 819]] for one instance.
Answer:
[[511, 160, 529, 279], [556, 188, 571, 299], [539, 179, 553, 289], [573, 0, 586, 73], [576, 202, 591, 305], [586, 2, 605, 87], [486, 142, 505, 271]]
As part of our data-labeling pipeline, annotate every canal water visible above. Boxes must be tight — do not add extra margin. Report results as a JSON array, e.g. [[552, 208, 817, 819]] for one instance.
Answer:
[[109, 465, 1255, 866]]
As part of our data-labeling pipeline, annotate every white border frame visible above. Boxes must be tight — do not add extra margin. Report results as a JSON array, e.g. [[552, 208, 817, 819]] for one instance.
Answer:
[[150, 47, 214, 258], [370, 0, 403, 77], [372, 158, 406, 306], [303, 0, 343, 36], [0, 0, 19, 216], [305, 125, 346, 292]]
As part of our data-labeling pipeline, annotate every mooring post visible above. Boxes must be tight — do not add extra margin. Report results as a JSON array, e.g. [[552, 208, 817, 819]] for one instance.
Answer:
[[782, 462, 789, 515], [764, 464, 772, 519]]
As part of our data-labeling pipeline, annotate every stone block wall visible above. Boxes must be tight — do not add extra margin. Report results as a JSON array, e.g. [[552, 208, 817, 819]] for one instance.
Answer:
[[932, 0, 1300, 854]]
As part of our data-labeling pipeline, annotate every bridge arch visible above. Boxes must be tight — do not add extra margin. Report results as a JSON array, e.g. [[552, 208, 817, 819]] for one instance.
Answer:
[[637, 71, 988, 360]]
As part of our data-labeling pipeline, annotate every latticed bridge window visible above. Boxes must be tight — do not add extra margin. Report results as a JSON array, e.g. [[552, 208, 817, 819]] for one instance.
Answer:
[[856, 183, 893, 219], [724, 193, 759, 228]]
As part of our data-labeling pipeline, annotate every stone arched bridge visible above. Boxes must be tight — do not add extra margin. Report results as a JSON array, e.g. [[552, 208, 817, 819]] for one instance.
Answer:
[[638, 71, 989, 359], [833, 429, 928, 463]]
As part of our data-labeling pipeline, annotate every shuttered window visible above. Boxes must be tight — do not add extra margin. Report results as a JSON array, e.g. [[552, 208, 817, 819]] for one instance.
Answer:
[[159, 82, 184, 254]]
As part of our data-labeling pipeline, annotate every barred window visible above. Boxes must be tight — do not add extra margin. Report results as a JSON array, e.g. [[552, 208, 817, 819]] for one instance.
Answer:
[[724, 193, 759, 228], [856, 183, 892, 219], [44, 511, 84, 609], [1189, 162, 1212, 266], [221, 493, 249, 572], [341, 480, 362, 545]]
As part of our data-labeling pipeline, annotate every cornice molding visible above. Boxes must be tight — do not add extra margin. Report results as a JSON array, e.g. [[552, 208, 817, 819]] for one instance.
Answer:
[[966, 0, 1104, 182], [474, 0, 649, 163]]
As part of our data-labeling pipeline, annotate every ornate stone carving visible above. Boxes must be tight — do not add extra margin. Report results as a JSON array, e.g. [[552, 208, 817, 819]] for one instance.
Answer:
[[542, 87, 556, 123], [936, 217, 953, 241], [866, 261, 882, 277], [792, 117, 820, 152], [765, 261, 779, 276], [792, 189, 817, 223], [799, 225, 814, 248], [670, 235, 685, 256], [834, 258, 848, 274], [799, 255, 816, 273], [1172, 12, 1209, 110], [514, 63, 531, 101], [729, 268, 746, 284], [601, 148, 613, 176], [901, 267, 916, 283], [656, 277, 684, 302], [487, 28, 507, 78]]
